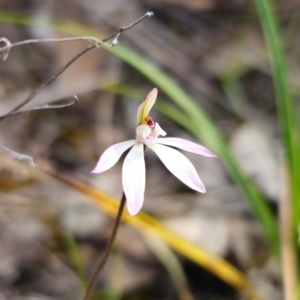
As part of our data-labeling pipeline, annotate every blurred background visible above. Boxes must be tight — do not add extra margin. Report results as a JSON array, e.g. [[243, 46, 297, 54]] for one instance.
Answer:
[[1, 0, 298, 299]]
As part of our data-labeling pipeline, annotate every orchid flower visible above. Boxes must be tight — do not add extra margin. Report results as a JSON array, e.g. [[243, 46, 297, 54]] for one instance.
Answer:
[[92, 88, 217, 216]]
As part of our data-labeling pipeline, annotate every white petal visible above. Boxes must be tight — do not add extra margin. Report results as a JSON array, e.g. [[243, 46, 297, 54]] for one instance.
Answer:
[[156, 137, 216, 157], [152, 144, 206, 193], [122, 143, 146, 215], [91, 140, 135, 173], [153, 123, 166, 137]]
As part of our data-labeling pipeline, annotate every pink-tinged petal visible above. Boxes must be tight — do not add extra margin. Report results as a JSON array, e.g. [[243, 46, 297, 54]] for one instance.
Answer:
[[136, 88, 158, 125], [91, 140, 135, 174], [122, 143, 146, 215], [156, 137, 217, 157], [152, 144, 206, 193], [153, 123, 166, 137]]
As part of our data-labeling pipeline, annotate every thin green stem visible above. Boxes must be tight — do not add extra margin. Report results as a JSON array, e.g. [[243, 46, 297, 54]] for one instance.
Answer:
[[83, 192, 126, 300], [63, 231, 87, 284], [254, 0, 299, 224]]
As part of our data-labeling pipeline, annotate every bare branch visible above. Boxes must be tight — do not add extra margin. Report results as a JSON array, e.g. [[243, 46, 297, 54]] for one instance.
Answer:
[[0, 96, 79, 119], [0, 11, 154, 60], [102, 11, 154, 43], [0, 36, 112, 59], [0, 43, 93, 122], [25, 95, 79, 112], [0, 11, 153, 122]]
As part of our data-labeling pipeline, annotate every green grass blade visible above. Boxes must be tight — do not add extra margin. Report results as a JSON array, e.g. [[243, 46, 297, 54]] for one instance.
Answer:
[[63, 231, 87, 284], [254, 0, 300, 226]]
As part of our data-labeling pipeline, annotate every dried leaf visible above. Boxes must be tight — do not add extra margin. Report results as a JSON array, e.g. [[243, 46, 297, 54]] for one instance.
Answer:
[[0, 145, 35, 167]]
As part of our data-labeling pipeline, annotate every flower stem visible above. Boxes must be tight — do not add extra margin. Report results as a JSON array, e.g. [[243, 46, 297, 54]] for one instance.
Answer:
[[83, 192, 126, 300]]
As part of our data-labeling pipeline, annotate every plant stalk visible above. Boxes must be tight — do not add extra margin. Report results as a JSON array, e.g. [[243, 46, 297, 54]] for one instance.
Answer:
[[83, 192, 126, 300]]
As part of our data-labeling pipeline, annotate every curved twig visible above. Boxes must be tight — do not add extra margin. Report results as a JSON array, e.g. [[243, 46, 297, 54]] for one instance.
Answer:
[[0, 11, 153, 122]]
